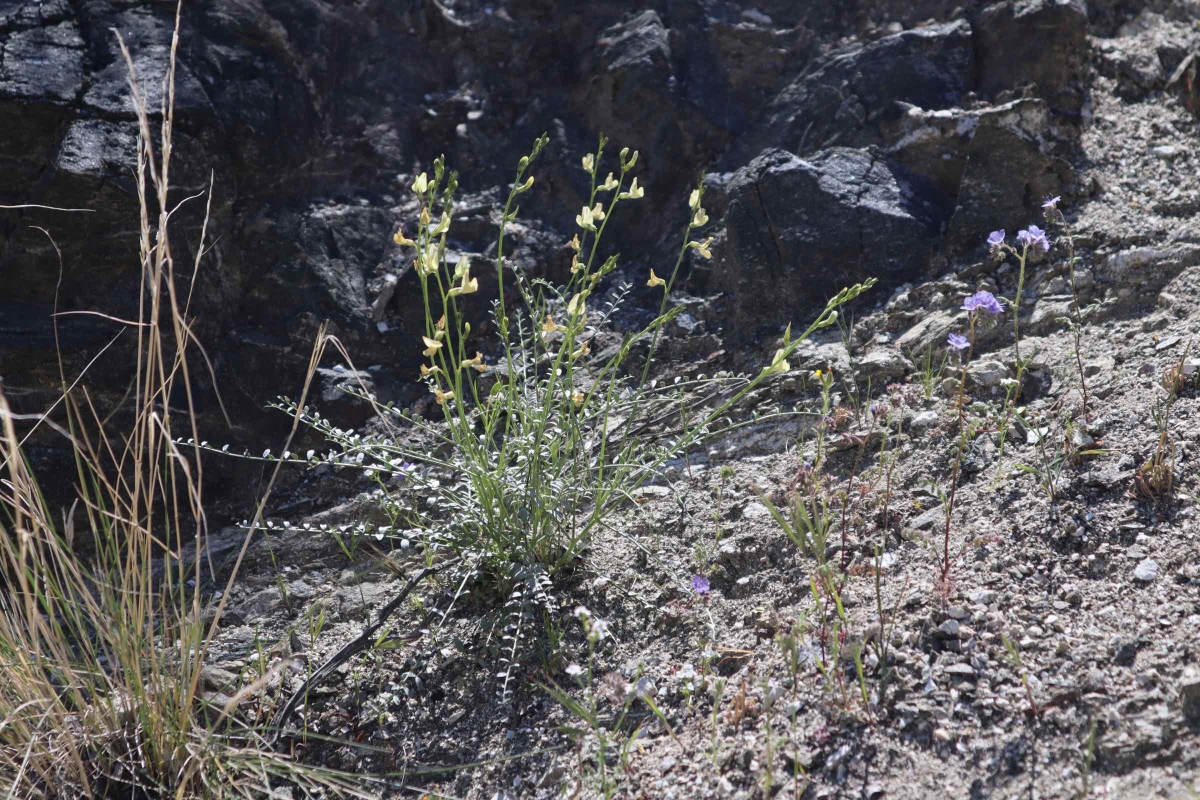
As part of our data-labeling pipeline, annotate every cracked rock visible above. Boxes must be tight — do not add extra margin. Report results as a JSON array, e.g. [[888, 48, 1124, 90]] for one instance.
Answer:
[[707, 147, 936, 335]]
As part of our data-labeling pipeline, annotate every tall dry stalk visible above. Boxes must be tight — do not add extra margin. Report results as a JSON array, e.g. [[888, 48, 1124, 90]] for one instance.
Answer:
[[0, 3, 361, 797]]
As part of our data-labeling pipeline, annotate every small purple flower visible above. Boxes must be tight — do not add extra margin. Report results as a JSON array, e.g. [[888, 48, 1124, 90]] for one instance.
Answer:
[[1041, 196, 1061, 211], [962, 290, 1004, 316], [691, 575, 710, 595], [987, 229, 1005, 247], [947, 332, 969, 351], [870, 401, 889, 418], [1016, 224, 1050, 252]]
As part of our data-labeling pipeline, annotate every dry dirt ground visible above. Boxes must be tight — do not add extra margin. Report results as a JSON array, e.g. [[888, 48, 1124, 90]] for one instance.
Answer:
[[198, 13, 1200, 800]]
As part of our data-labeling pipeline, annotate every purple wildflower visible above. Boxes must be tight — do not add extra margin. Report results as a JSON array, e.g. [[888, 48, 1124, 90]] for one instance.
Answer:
[[962, 290, 1004, 316], [987, 229, 1005, 247], [1041, 196, 1061, 211], [947, 332, 969, 351], [1016, 224, 1050, 252], [691, 575, 710, 595], [870, 401, 889, 418]]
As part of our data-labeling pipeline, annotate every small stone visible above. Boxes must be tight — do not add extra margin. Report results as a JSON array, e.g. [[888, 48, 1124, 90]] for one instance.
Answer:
[[1181, 669, 1200, 720], [1084, 356, 1114, 377], [968, 589, 997, 605], [855, 347, 912, 382], [911, 506, 943, 531], [1112, 639, 1139, 666], [1155, 335, 1181, 352], [938, 619, 961, 638], [1150, 144, 1181, 159], [911, 410, 940, 433], [946, 663, 977, 680], [1133, 559, 1159, 582], [742, 502, 770, 520], [966, 359, 1009, 389], [660, 755, 676, 773], [946, 605, 969, 620]]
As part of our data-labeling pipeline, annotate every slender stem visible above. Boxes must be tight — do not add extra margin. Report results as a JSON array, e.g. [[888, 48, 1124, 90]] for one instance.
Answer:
[[941, 314, 977, 588], [1013, 245, 1028, 365], [1054, 208, 1089, 416]]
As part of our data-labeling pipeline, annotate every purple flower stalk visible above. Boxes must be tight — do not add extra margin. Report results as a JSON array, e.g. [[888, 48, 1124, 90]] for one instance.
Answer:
[[987, 229, 1005, 247], [962, 290, 1004, 316], [947, 332, 969, 351], [1016, 224, 1050, 252], [1041, 196, 1061, 211], [691, 575, 710, 595]]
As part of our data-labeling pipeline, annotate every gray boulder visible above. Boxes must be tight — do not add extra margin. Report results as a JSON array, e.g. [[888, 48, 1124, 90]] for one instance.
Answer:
[[727, 20, 974, 162], [974, 0, 1090, 115], [704, 148, 937, 334]]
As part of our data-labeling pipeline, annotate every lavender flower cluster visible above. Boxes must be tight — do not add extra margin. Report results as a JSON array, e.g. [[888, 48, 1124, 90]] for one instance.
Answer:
[[946, 290, 1004, 352], [988, 223, 1051, 256]]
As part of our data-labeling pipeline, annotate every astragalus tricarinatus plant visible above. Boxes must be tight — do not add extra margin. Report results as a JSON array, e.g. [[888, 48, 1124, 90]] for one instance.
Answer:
[[246, 137, 874, 691]]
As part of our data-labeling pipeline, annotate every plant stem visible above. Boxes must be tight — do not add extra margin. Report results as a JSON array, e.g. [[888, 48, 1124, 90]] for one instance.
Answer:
[[941, 314, 977, 589]]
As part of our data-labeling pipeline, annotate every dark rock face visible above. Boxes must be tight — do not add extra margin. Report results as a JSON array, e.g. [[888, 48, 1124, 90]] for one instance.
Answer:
[[0, 0, 1107, 488], [727, 20, 976, 162], [974, 0, 1090, 115], [705, 148, 937, 331]]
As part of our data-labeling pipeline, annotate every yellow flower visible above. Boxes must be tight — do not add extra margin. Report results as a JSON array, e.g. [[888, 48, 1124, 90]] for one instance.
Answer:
[[419, 207, 431, 227], [620, 177, 644, 200], [462, 352, 486, 372], [647, 269, 666, 288], [572, 390, 585, 408], [435, 314, 446, 332], [764, 349, 790, 376], [581, 153, 595, 175], [417, 242, 440, 277], [567, 292, 587, 318], [575, 203, 605, 231], [515, 175, 535, 193], [433, 387, 454, 405], [422, 336, 442, 357], [690, 237, 714, 259], [432, 211, 451, 236], [570, 254, 584, 274], [419, 363, 441, 378], [600, 172, 619, 191], [692, 206, 709, 227], [689, 189, 701, 209], [543, 315, 562, 333], [392, 226, 414, 247], [571, 339, 591, 360], [412, 172, 428, 194], [569, 234, 581, 252], [447, 264, 478, 297]]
